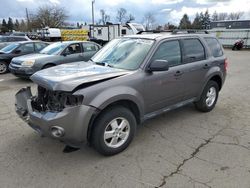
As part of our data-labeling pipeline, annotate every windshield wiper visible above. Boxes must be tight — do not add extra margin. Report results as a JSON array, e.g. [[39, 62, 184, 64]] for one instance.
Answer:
[[94, 61, 114, 68]]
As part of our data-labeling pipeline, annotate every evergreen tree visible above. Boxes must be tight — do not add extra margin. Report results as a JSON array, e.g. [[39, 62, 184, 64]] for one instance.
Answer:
[[7, 17, 14, 31], [19, 19, 27, 32], [1, 19, 8, 33], [14, 19, 20, 31], [179, 14, 191, 29], [203, 10, 211, 29], [192, 13, 202, 29]]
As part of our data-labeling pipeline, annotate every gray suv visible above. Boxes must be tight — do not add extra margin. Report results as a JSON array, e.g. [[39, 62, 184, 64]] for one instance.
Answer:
[[15, 31, 227, 155]]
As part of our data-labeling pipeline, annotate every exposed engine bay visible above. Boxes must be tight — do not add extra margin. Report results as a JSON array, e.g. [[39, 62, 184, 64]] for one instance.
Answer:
[[31, 86, 83, 112]]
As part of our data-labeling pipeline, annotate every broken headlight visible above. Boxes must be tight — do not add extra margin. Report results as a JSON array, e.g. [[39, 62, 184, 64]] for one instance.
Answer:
[[33, 86, 84, 112], [65, 94, 84, 107]]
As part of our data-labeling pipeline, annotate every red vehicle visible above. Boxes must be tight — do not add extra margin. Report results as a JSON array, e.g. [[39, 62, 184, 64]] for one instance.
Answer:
[[232, 38, 246, 50]]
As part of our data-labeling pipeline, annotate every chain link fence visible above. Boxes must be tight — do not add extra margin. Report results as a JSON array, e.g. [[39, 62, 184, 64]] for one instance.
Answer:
[[209, 29, 250, 48]]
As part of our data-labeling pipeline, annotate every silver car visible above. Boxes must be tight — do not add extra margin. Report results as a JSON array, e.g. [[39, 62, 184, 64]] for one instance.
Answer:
[[9, 41, 101, 78], [15, 32, 227, 155]]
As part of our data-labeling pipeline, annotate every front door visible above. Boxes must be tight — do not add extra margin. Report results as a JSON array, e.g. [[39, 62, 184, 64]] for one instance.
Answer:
[[61, 43, 83, 63], [144, 40, 186, 114]]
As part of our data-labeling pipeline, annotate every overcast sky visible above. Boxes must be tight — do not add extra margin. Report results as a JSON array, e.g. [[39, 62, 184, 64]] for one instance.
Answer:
[[0, 0, 250, 25]]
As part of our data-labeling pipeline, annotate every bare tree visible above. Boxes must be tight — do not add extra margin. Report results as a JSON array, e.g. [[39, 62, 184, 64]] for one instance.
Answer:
[[99, 9, 110, 25], [127, 14, 135, 22], [217, 13, 228, 21], [228, 12, 244, 20], [30, 5, 68, 28], [143, 12, 156, 30], [212, 11, 218, 21], [116, 8, 127, 23]]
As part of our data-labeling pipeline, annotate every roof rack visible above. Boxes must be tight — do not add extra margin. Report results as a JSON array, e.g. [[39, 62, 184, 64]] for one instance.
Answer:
[[137, 30, 173, 34], [172, 29, 209, 34], [137, 30, 209, 35]]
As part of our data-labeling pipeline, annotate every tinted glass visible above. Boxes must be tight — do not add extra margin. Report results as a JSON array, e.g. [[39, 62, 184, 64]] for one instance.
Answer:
[[182, 39, 205, 63], [64, 43, 81, 54], [17, 43, 34, 53], [151, 40, 181, 67], [205, 37, 223, 57], [0, 37, 7, 42], [83, 43, 97, 52], [9, 37, 26, 42]]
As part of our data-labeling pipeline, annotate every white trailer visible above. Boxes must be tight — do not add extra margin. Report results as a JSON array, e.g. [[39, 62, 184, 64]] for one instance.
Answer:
[[88, 23, 145, 45], [37, 27, 62, 41]]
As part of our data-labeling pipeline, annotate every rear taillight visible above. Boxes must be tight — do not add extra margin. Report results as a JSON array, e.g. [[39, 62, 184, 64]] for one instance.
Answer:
[[224, 58, 229, 72]]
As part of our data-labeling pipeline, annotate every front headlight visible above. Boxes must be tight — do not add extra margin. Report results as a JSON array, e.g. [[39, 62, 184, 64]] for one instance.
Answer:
[[22, 60, 35, 67]]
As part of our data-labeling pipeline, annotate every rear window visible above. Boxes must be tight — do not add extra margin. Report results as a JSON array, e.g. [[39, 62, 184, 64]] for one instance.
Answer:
[[205, 37, 223, 57], [182, 38, 206, 63]]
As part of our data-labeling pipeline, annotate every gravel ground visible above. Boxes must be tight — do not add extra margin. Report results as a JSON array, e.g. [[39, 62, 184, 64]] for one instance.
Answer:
[[0, 49, 250, 188]]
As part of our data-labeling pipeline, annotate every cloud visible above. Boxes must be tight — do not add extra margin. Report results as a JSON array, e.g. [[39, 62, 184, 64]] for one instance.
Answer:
[[1, 0, 250, 26], [50, 0, 60, 4], [152, 0, 183, 4]]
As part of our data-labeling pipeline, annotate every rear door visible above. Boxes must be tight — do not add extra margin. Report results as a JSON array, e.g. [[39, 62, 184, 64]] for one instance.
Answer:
[[144, 39, 186, 113], [180, 37, 211, 99], [81, 43, 99, 61]]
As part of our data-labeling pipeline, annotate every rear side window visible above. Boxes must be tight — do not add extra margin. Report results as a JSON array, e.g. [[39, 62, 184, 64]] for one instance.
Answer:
[[9, 37, 26, 42], [205, 37, 223, 57], [35, 43, 48, 52], [182, 38, 205, 63], [151, 40, 181, 67], [83, 43, 98, 52], [17, 43, 34, 53]]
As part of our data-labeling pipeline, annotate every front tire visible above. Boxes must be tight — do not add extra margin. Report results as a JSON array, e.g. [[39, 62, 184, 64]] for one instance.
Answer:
[[91, 106, 137, 156], [195, 81, 219, 112], [0, 62, 8, 74]]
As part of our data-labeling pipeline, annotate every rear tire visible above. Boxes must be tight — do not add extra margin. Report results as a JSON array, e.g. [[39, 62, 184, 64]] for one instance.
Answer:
[[195, 81, 219, 112], [0, 62, 8, 74], [91, 106, 137, 156]]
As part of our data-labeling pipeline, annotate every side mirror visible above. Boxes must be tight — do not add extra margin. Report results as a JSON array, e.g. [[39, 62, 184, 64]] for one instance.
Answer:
[[148, 59, 169, 72], [14, 49, 21, 54], [62, 51, 70, 56]]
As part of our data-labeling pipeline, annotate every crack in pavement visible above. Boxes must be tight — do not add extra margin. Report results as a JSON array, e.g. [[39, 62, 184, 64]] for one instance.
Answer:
[[156, 127, 226, 188]]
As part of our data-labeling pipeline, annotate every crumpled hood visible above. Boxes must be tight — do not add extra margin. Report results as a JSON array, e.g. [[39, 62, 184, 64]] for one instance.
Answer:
[[31, 62, 131, 91], [14, 53, 54, 61]]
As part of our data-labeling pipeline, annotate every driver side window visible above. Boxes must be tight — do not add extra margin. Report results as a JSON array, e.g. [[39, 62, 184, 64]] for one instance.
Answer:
[[151, 40, 181, 67], [64, 43, 81, 55]]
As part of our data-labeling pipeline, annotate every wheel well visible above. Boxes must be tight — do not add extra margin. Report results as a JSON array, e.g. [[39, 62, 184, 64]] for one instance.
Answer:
[[210, 75, 222, 90], [87, 100, 141, 143], [42, 63, 55, 69]]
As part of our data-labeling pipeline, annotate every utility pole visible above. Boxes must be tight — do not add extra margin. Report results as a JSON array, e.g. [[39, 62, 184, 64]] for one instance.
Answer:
[[92, 0, 95, 25], [25, 8, 30, 31]]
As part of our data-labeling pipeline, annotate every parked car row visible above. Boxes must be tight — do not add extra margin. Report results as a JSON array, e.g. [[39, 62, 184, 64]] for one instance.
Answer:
[[0, 40, 101, 75], [0, 35, 30, 50]]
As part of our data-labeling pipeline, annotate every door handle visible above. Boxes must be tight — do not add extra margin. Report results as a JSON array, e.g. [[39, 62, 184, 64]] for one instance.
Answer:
[[174, 70, 183, 77]]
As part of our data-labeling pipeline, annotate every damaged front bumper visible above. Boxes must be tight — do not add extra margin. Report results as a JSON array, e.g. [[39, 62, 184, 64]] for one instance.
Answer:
[[15, 87, 96, 147]]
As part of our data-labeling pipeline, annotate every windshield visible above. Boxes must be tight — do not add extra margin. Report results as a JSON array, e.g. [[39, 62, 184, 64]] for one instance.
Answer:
[[0, 43, 19, 53], [40, 42, 67, 55], [91, 38, 154, 70]]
